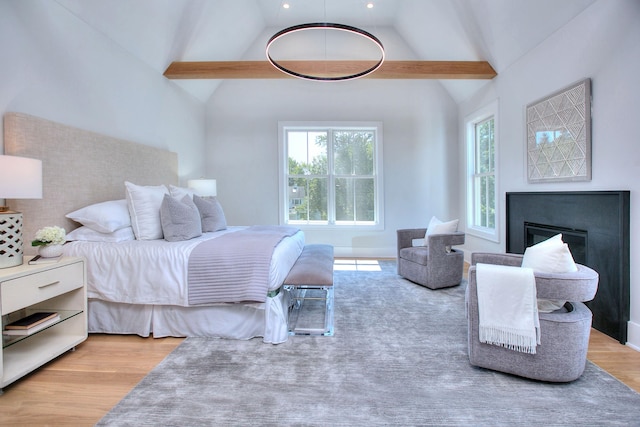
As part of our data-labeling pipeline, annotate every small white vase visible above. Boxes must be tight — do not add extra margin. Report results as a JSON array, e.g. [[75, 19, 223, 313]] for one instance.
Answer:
[[38, 244, 63, 258]]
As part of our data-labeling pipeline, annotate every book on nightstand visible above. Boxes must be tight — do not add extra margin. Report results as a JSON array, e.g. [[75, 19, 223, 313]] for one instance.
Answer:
[[28, 255, 63, 265], [3, 312, 61, 336]]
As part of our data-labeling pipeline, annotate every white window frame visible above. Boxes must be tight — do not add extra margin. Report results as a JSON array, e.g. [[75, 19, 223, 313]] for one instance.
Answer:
[[278, 121, 384, 230], [465, 100, 499, 242]]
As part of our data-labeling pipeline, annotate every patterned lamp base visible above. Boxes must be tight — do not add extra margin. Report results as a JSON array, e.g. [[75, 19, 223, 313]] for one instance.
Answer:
[[0, 210, 24, 268]]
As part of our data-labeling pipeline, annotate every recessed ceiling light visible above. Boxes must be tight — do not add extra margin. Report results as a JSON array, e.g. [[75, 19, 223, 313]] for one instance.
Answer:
[[283, 3, 290, 9], [367, 2, 374, 9]]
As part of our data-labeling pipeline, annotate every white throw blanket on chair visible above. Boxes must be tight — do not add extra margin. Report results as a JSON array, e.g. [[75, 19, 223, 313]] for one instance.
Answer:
[[476, 263, 540, 354]]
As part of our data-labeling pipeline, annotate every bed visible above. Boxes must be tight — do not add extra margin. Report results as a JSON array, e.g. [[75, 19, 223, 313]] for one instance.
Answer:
[[4, 112, 303, 344]]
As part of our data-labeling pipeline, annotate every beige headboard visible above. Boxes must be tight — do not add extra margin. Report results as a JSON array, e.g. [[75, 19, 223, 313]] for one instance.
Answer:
[[4, 112, 178, 254]]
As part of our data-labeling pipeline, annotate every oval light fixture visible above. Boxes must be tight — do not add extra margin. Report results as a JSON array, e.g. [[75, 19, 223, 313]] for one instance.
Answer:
[[266, 22, 385, 81]]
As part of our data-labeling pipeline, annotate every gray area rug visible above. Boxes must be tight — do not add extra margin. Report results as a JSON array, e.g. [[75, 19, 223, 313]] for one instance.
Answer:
[[98, 260, 640, 426]]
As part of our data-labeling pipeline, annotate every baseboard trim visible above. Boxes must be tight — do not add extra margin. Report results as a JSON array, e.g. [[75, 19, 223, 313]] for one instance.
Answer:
[[626, 320, 640, 351], [332, 246, 395, 259]]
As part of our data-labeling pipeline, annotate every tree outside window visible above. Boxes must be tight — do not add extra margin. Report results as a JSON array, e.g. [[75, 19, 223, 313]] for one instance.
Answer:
[[283, 124, 381, 227], [474, 118, 495, 229], [466, 101, 498, 242]]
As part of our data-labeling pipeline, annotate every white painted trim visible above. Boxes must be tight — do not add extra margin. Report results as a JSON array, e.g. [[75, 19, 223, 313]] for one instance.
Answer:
[[626, 320, 640, 351], [332, 246, 396, 259], [465, 99, 500, 243], [278, 121, 384, 231]]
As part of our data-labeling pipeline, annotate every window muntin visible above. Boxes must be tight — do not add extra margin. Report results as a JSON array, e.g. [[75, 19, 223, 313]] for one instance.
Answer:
[[466, 102, 498, 242], [281, 123, 382, 228], [473, 117, 495, 229]]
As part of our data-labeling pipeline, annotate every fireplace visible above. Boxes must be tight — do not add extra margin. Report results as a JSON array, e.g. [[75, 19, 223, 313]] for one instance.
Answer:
[[506, 191, 630, 343]]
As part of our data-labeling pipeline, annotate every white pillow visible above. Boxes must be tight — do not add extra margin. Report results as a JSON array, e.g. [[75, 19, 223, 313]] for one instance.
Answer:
[[66, 226, 135, 242], [521, 234, 577, 274], [424, 216, 459, 253], [522, 234, 578, 313], [125, 181, 169, 240], [169, 185, 195, 200], [425, 216, 459, 236], [66, 199, 131, 233]]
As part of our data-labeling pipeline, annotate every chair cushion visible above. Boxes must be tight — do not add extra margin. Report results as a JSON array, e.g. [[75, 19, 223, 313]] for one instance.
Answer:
[[399, 247, 429, 265]]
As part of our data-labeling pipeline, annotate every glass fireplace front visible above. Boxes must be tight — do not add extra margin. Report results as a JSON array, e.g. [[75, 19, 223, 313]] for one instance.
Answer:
[[524, 222, 587, 265]]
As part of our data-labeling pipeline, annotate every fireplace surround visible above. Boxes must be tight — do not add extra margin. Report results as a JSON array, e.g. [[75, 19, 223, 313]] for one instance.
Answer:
[[506, 191, 630, 343]]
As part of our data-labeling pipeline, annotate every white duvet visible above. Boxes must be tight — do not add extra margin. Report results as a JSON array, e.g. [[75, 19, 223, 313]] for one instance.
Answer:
[[63, 226, 305, 307]]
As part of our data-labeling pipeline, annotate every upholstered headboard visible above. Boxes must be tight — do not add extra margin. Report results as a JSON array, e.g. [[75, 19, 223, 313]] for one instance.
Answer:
[[3, 112, 178, 254]]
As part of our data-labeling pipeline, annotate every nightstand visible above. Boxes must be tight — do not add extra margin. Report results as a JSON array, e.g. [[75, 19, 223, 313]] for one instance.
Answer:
[[0, 257, 87, 392]]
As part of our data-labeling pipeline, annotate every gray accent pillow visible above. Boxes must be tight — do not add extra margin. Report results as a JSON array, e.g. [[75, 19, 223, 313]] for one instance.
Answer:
[[193, 195, 227, 232], [160, 194, 202, 242]]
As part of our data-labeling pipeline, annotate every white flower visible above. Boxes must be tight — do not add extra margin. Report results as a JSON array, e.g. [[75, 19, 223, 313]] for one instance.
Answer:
[[32, 226, 66, 246]]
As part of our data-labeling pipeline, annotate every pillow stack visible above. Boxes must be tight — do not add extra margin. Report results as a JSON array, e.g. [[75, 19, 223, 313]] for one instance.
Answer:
[[66, 199, 135, 242], [169, 185, 227, 234], [65, 182, 228, 243], [127, 182, 228, 241], [66, 226, 135, 242]]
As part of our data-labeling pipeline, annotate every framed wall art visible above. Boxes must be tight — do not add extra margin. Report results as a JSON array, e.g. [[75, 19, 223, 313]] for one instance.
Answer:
[[526, 78, 592, 183]]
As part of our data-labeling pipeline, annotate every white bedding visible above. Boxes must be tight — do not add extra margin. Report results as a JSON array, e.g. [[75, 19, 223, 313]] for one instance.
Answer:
[[63, 226, 305, 306]]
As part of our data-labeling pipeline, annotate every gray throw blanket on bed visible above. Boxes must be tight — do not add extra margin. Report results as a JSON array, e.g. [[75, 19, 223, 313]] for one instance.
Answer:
[[187, 226, 299, 304]]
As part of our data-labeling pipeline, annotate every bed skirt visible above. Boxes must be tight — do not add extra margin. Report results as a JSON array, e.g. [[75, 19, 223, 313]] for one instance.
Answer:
[[87, 290, 289, 344]]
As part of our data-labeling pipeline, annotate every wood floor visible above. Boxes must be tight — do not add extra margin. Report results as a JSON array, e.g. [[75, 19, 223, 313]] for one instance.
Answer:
[[0, 334, 183, 426], [0, 330, 638, 426]]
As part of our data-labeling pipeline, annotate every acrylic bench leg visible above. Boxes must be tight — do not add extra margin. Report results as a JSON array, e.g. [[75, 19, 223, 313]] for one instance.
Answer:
[[323, 286, 334, 336]]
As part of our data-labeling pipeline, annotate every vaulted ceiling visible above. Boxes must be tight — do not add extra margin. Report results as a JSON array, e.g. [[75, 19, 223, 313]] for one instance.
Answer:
[[54, 0, 596, 103]]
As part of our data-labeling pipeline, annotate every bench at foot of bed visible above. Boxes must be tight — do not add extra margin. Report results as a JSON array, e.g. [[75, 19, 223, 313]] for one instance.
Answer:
[[283, 244, 334, 336]]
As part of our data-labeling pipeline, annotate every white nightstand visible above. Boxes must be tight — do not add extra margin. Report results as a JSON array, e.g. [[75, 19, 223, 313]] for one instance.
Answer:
[[0, 256, 87, 392]]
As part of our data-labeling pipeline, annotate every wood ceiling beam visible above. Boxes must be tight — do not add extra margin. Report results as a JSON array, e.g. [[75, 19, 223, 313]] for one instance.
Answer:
[[163, 60, 497, 80]]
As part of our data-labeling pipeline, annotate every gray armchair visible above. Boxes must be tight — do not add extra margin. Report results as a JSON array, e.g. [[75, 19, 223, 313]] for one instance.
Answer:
[[396, 228, 465, 289], [466, 252, 599, 382]]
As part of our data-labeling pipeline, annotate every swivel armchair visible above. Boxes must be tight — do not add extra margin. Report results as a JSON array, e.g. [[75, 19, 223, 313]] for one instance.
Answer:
[[466, 252, 599, 382], [397, 228, 465, 289]]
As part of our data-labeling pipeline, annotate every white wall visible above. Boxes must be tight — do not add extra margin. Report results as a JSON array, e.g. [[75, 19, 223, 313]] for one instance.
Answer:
[[458, 0, 640, 349], [203, 25, 461, 257], [0, 0, 206, 184], [206, 76, 459, 257]]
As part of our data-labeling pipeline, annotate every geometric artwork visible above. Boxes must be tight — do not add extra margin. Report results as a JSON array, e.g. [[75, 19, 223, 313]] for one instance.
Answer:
[[526, 78, 591, 182]]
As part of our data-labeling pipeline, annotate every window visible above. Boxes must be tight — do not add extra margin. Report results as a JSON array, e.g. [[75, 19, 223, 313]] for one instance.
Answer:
[[279, 122, 383, 229], [466, 101, 498, 241]]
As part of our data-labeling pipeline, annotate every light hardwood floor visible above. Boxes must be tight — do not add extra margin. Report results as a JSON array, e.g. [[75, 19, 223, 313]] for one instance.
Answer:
[[0, 334, 183, 426], [0, 330, 638, 426]]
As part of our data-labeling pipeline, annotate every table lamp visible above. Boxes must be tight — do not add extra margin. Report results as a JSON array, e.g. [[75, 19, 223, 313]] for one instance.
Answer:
[[0, 155, 43, 268], [187, 178, 217, 198]]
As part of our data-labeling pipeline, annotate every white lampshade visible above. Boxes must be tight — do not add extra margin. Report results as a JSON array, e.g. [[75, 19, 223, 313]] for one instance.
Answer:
[[0, 155, 43, 268], [188, 178, 217, 197], [0, 155, 43, 199]]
